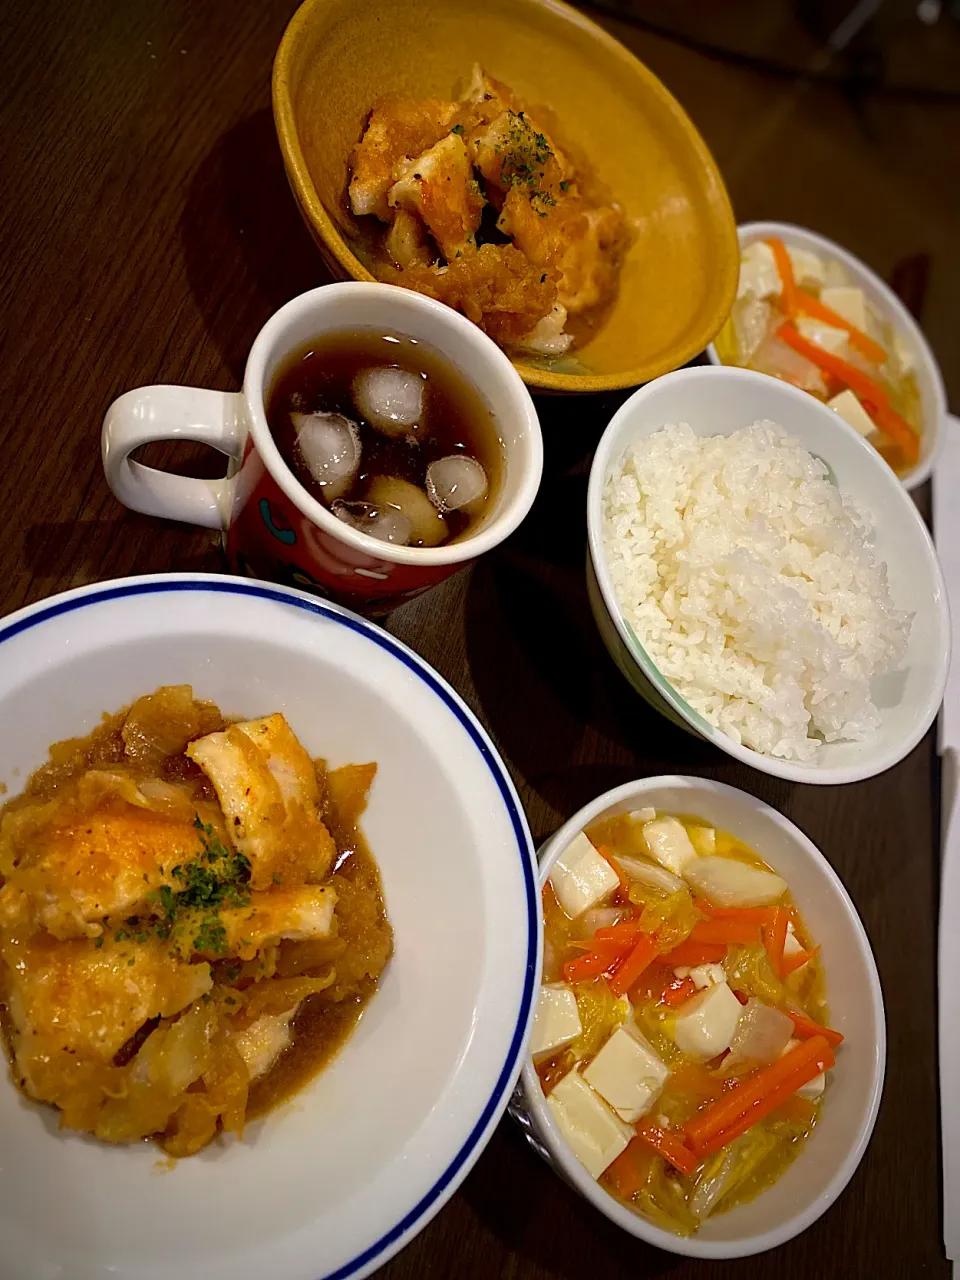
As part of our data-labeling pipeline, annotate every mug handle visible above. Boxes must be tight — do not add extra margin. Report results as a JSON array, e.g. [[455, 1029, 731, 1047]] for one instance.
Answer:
[[101, 386, 245, 530]]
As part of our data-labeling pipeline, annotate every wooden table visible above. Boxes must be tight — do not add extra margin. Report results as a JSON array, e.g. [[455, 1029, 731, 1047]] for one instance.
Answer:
[[1, 1, 953, 1277]]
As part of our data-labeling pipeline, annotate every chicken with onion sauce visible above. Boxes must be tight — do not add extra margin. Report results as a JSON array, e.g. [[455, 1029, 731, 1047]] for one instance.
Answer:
[[347, 64, 629, 360], [0, 685, 392, 1157]]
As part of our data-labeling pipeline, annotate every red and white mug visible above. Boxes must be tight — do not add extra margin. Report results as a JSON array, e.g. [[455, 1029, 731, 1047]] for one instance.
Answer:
[[102, 283, 543, 612]]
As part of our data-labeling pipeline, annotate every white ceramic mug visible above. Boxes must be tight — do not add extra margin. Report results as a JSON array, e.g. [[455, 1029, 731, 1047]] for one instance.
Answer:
[[102, 282, 543, 611]]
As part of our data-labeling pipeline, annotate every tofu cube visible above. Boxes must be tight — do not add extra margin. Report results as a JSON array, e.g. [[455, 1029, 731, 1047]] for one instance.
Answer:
[[548, 832, 619, 919], [798, 1071, 827, 1099], [828, 389, 877, 439], [531, 984, 581, 1062], [820, 285, 867, 331], [583, 1026, 669, 1123], [688, 962, 727, 990], [796, 315, 849, 355], [780, 1038, 826, 1099], [737, 240, 780, 301], [630, 806, 657, 824], [788, 247, 827, 290], [546, 1069, 634, 1179], [672, 982, 743, 1059], [642, 816, 697, 876]]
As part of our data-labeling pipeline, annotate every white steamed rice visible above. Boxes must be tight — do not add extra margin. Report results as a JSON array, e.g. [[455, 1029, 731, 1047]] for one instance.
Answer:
[[602, 421, 912, 761]]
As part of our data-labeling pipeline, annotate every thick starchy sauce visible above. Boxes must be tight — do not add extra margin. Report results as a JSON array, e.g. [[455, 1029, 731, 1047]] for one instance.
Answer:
[[0, 687, 392, 1153]]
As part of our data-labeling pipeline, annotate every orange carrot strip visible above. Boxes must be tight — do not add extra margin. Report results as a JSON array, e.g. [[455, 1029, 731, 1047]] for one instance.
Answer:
[[661, 939, 727, 966], [781, 945, 819, 976], [788, 1010, 844, 1048], [608, 933, 661, 998], [766, 237, 799, 316], [690, 918, 762, 946], [593, 920, 644, 945], [778, 323, 920, 466], [697, 904, 775, 925], [660, 976, 697, 1007], [607, 1138, 652, 1198], [562, 937, 632, 983], [777, 322, 889, 404], [795, 288, 888, 363], [635, 1119, 699, 1177], [865, 399, 921, 465], [690, 1040, 834, 1157], [762, 908, 788, 976], [685, 1037, 833, 1151]]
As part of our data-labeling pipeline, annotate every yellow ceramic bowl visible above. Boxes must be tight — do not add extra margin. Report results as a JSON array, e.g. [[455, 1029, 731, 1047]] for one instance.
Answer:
[[273, 0, 738, 393]]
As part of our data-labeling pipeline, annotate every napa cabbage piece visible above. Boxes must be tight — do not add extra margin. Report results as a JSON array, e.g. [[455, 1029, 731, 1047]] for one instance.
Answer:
[[570, 978, 629, 1059], [723, 942, 792, 1007], [604, 1143, 698, 1236], [627, 881, 703, 950], [632, 1002, 689, 1070], [689, 1128, 778, 1219], [614, 853, 684, 895]]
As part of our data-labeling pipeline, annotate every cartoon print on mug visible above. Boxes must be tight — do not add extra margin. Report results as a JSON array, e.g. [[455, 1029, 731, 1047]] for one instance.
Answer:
[[259, 497, 297, 545]]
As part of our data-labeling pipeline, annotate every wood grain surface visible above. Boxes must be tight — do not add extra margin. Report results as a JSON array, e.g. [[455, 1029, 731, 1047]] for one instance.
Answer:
[[1, 1, 955, 1277]]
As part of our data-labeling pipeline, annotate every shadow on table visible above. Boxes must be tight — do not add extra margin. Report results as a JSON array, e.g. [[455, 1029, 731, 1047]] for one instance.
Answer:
[[179, 107, 330, 382], [463, 390, 716, 834], [459, 1120, 673, 1279], [21, 517, 218, 582]]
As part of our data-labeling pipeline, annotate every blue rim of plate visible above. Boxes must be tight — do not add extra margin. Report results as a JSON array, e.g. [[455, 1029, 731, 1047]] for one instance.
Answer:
[[0, 575, 538, 1280]]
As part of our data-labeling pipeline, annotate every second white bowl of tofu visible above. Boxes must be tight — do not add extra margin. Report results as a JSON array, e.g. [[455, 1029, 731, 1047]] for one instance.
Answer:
[[706, 221, 946, 490], [514, 775, 885, 1259]]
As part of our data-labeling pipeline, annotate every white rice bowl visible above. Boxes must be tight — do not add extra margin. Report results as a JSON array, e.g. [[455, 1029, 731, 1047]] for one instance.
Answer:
[[602, 421, 912, 762]]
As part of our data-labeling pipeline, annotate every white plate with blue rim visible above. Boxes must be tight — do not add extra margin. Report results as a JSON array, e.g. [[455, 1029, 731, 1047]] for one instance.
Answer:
[[0, 574, 539, 1280]]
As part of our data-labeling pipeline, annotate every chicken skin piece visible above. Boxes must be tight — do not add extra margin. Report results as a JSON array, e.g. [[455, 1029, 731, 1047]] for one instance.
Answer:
[[388, 134, 484, 261], [1, 931, 211, 1073], [189, 885, 337, 962], [468, 108, 568, 208], [498, 187, 624, 315], [0, 799, 222, 941], [348, 95, 460, 221], [186, 713, 336, 889], [385, 208, 433, 267]]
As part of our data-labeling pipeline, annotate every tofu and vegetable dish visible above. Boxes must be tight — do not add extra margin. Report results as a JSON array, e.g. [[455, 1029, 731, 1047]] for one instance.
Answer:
[[715, 236, 922, 476], [0, 686, 392, 1157], [535, 808, 840, 1235], [347, 65, 628, 359]]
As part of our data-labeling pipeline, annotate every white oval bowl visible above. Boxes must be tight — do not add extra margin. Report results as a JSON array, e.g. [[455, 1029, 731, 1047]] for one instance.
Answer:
[[0, 574, 540, 1280], [586, 364, 950, 784], [515, 775, 885, 1259], [706, 220, 947, 490]]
